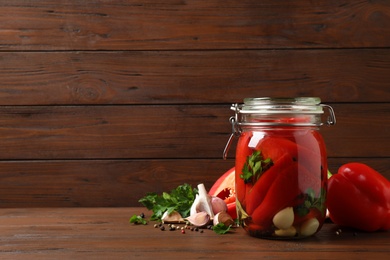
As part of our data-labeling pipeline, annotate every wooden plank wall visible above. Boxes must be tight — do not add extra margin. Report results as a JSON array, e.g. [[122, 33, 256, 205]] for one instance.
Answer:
[[0, 0, 389, 207]]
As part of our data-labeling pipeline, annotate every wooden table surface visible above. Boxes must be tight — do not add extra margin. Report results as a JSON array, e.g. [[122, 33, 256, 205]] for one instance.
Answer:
[[0, 207, 389, 259]]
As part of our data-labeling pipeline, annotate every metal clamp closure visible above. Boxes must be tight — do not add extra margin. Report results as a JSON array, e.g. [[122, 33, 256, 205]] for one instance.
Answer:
[[222, 114, 241, 160], [321, 104, 336, 126]]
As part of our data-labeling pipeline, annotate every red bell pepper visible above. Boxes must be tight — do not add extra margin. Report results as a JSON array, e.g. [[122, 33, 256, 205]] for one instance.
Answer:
[[235, 131, 254, 206], [327, 162, 390, 232], [250, 163, 301, 228], [245, 153, 293, 215], [257, 135, 322, 178], [239, 134, 325, 214], [209, 167, 237, 219], [234, 129, 327, 237]]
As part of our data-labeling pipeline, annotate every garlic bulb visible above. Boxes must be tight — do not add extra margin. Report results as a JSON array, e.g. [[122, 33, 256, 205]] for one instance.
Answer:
[[190, 183, 214, 218]]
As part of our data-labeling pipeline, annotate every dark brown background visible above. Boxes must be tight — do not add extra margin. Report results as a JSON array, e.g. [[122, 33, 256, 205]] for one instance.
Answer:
[[0, 0, 388, 207]]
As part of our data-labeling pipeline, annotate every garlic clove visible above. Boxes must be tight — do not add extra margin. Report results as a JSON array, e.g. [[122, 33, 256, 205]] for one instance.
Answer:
[[190, 183, 215, 218], [213, 211, 234, 227], [300, 218, 320, 237], [272, 207, 294, 230], [211, 196, 228, 214], [190, 194, 199, 216], [275, 226, 297, 237], [161, 210, 185, 224], [185, 212, 211, 227]]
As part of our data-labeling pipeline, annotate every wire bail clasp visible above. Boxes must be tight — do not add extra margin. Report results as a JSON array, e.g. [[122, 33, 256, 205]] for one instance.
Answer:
[[321, 104, 337, 126], [223, 104, 241, 160]]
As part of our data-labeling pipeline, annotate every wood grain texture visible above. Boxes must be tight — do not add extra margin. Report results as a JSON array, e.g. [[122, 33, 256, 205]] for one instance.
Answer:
[[0, 158, 388, 207], [0, 49, 389, 105], [0, 0, 390, 50], [0, 104, 388, 160], [0, 208, 388, 259], [0, 103, 388, 207], [0, 159, 232, 207], [0, 0, 389, 207]]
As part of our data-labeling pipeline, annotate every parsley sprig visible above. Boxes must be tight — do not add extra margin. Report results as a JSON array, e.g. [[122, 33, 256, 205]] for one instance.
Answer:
[[129, 214, 147, 225], [240, 150, 273, 184], [213, 223, 232, 234], [295, 188, 327, 217], [138, 183, 198, 221]]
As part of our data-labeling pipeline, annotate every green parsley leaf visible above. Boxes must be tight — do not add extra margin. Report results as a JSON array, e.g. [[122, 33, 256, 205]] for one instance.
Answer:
[[129, 214, 147, 225], [240, 150, 273, 184], [327, 170, 333, 179], [294, 188, 327, 217], [213, 223, 232, 234], [138, 183, 198, 221]]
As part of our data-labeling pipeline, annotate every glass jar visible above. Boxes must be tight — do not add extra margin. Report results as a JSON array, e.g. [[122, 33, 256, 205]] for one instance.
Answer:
[[223, 97, 336, 239]]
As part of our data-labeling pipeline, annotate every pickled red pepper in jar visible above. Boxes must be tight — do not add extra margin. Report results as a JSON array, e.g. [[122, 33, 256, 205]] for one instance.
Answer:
[[224, 97, 336, 239]]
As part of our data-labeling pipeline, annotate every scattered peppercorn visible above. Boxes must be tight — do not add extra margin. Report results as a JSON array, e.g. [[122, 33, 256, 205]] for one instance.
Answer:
[[151, 222, 212, 234]]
